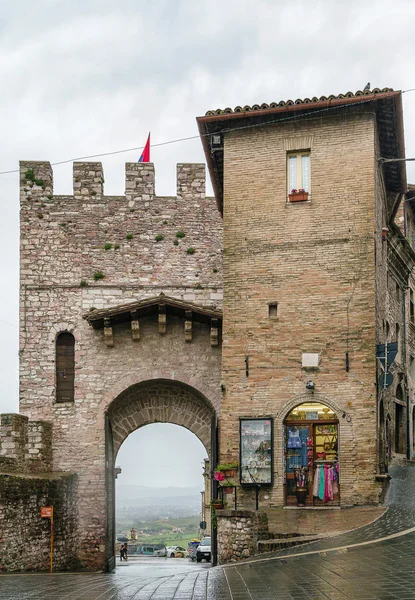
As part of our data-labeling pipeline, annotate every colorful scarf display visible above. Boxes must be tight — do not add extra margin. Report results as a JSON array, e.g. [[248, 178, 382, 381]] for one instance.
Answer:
[[313, 463, 339, 502]]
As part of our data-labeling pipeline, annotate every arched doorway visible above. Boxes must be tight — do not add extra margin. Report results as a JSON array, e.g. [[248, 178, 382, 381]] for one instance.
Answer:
[[284, 401, 339, 507], [394, 385, 405, 455], [104, 379, 216, 571]]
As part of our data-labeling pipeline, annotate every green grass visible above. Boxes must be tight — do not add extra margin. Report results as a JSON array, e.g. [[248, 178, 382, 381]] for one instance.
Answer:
[[116, 516, 201, 547]]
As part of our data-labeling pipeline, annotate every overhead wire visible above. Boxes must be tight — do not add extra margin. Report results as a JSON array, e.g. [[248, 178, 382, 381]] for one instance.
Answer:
[[1, 87, 415, 177]]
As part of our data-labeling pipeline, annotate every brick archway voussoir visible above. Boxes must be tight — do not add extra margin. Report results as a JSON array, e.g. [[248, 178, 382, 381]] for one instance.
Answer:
[[108, 379, 214, 456]]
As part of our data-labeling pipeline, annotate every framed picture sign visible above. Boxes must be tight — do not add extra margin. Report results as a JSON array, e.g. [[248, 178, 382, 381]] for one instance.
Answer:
[[240, 418, 273, 486]]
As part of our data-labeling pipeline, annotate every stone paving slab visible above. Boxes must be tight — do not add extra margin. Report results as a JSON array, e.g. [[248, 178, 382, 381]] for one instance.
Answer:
[[1, 465, 415, 599], [264, 504, 385, 536]]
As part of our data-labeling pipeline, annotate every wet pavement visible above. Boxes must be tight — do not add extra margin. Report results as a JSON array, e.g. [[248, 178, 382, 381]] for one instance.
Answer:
[[2, 465, 415, 599]]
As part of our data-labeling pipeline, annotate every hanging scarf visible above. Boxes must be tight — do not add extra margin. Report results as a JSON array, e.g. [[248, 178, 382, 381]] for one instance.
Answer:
[[318, 466, 325, 500]]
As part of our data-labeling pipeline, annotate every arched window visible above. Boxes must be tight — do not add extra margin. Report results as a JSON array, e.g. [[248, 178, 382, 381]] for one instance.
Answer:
[[56, 332, 75, 403]]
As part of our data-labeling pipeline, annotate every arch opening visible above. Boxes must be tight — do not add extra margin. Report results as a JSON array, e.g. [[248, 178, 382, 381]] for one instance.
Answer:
[[283, 401, 339, 507], [115, 423, 209, 556], [104, 378, 216, 571]]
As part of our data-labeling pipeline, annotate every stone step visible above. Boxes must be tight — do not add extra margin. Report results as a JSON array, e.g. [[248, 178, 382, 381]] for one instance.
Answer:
[[269, 532, 311, 540], [257, 534, 325, 553]]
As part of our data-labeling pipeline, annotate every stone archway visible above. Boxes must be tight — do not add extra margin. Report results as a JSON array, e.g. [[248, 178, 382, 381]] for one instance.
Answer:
[[108, 379, 214, 456], [104, 378, 216, 570]]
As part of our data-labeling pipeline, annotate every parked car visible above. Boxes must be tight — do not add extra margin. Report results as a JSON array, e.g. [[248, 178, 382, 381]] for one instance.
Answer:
[[136, 544, 166, 556], [196, 537, 211, 562], [153, 545, 167, 557], [166, 545, 188, 558]]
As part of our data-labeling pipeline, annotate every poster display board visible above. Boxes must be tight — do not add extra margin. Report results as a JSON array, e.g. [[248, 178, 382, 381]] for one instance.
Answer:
[[240, 418, 273, 486]]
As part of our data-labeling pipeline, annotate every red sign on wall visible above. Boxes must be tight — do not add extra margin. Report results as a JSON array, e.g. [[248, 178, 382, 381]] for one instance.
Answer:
[[41, 506, 53, 518]]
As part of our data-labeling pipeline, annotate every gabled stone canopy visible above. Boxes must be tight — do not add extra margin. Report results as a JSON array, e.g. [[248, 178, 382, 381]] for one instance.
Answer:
[[83, 293, 222, 347], [84, 293, 222, 328]]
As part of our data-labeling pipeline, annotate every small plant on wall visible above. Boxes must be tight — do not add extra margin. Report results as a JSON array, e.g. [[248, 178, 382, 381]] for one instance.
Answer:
[[187, 247, 196, 255], [24, 168, 45, 188], [93, 271, 105, 281]]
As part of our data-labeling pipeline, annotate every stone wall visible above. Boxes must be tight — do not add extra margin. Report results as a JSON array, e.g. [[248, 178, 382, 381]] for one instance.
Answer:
[[0, 414, 52, 474], [0, 413, 78, 572], [0, 471, 78, 572], [216, 510, 269, 563]]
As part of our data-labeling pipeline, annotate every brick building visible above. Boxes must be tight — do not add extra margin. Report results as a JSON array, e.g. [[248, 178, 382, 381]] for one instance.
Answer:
[[197, 87, 415, 511], [1, 87, 415, 571]]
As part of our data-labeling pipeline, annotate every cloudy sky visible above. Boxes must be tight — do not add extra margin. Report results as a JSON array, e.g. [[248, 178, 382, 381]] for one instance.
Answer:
[[1, 0, 414, 485]]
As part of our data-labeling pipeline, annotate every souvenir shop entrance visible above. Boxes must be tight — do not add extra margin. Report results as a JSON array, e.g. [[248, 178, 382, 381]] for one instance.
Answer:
[[284, 402, 340, 507]]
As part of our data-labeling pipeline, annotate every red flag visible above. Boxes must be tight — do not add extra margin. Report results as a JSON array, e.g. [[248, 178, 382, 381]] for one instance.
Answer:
[[138, 133, 150, 162]]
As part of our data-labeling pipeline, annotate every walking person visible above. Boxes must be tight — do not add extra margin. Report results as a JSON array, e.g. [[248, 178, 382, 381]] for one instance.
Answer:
[[120, 542, 128, 561]]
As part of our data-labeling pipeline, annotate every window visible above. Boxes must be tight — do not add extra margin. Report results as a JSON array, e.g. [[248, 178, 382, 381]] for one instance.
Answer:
[[268, 303, 278, 318], [396, 323, 401, 363], [410, 289, 414, 323], [287, 151, 310, 198], [56, 332, 75, 403]]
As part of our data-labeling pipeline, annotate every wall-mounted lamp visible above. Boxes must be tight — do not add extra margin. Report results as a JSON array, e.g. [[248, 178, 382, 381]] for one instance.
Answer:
[[211, 133, 223, 151], [306, 380, 315, 391]]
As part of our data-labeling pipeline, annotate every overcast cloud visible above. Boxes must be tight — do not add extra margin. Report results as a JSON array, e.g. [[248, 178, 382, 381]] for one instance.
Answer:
[[0, 0, 414, 484]]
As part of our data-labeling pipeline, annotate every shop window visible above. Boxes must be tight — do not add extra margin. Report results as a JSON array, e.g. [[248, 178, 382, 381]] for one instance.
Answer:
[[56, 332, 75, 403], [284, 402, 339, 507]]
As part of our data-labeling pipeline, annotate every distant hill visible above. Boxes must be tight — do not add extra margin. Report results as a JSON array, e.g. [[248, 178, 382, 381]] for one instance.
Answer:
[[116, 484, 202, 505], [116, 484, 203, 521]]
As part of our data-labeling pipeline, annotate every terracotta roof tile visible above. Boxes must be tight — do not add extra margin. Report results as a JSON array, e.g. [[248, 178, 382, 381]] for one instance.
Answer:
[[205, 88, 394, 116]]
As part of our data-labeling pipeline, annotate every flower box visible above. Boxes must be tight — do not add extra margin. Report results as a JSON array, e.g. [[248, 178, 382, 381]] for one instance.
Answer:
[[223, 486, 235, 494], [288, 191, 309, 202], [223, 468, 237, 478]]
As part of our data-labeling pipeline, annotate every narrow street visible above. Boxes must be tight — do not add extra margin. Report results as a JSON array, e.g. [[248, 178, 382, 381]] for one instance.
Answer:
[[1, 466, 415, 599]]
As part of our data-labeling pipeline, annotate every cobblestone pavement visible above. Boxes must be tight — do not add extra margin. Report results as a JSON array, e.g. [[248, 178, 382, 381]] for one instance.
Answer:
[[2, 465, 415, 599]]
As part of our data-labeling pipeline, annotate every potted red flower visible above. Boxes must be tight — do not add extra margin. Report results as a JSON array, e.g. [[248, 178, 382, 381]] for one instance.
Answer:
[[288, 188, 309, 202]]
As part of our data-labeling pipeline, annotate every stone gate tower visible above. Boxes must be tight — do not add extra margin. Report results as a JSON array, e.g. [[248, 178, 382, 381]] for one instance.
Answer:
[[18, 161, 223, 570]]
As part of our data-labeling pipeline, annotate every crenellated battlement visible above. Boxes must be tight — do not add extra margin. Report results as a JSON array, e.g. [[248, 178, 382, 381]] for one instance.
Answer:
[[0, 414, 53, 474], [19, 158, 221, 290], [20, 161, 206, 202]]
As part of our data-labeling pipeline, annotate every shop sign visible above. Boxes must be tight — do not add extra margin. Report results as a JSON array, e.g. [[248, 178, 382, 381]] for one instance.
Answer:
[[305, 412, 318, 420], [240, 418, 273, 486], [40, 506, 53, 518]]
